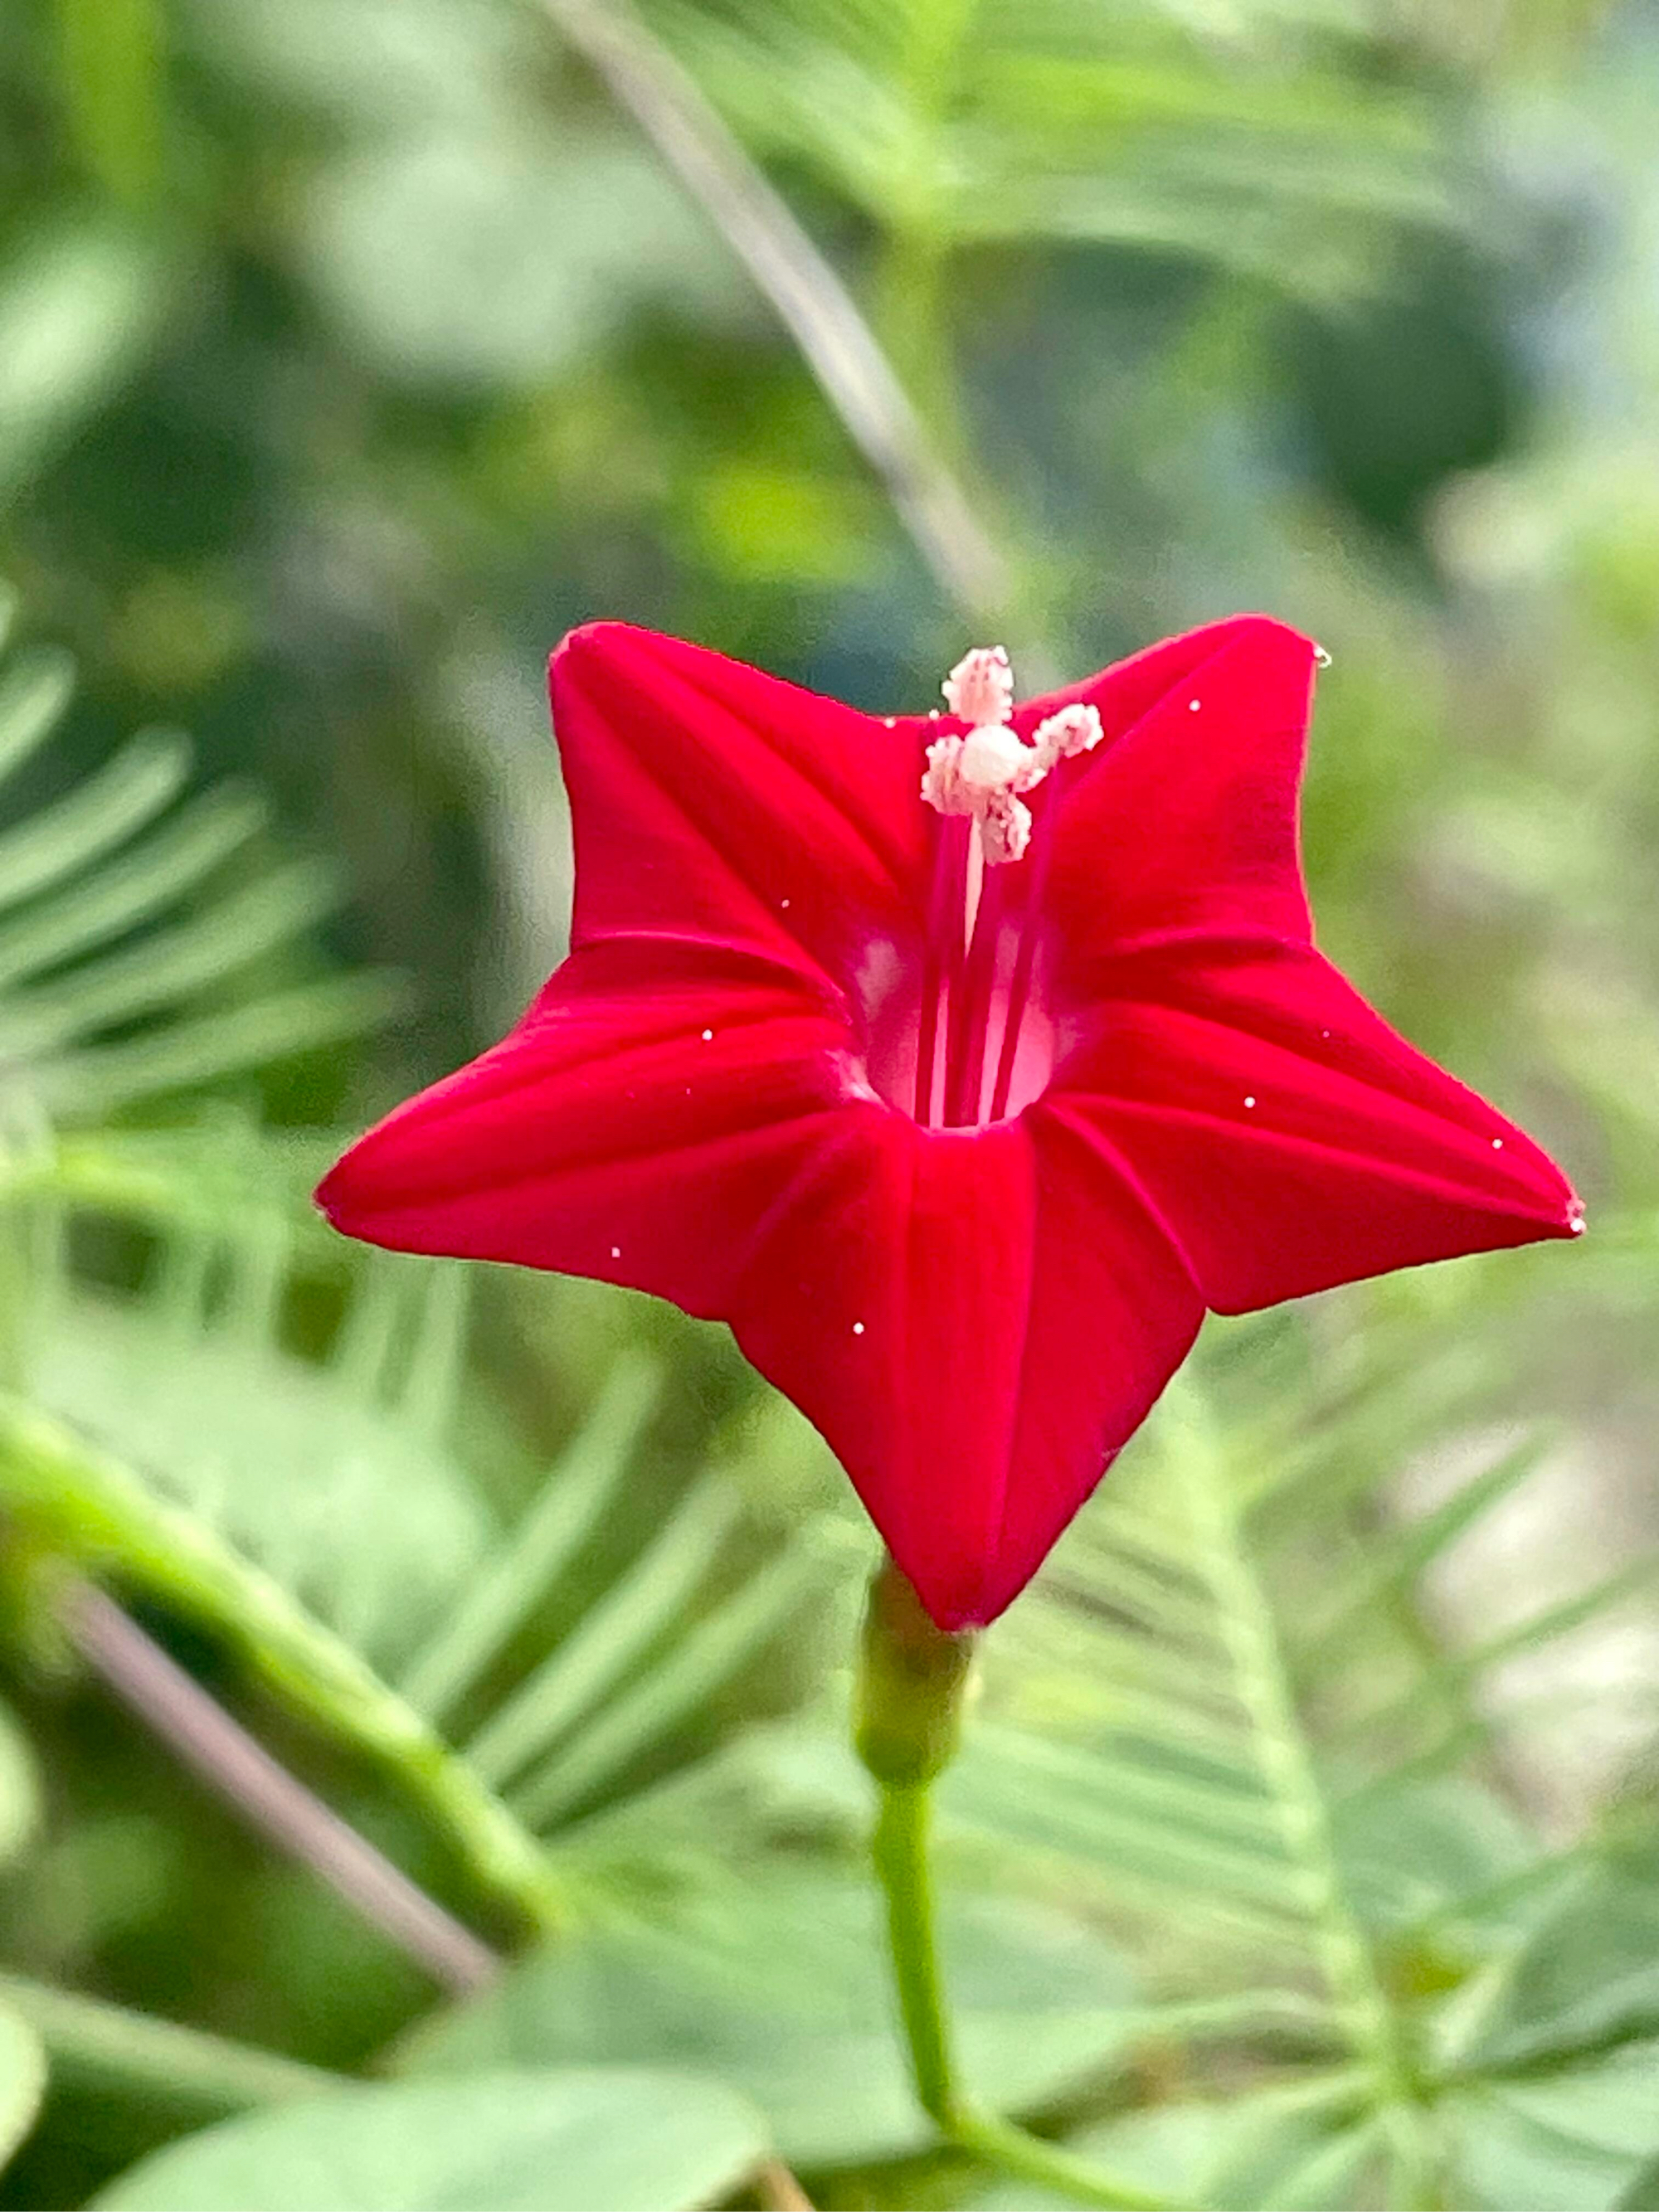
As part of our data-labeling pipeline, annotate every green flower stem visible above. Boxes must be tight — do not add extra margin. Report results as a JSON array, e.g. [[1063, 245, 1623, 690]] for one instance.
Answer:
[[854, 1559, 1175, 2212], [871, 1778, 955, 2122]]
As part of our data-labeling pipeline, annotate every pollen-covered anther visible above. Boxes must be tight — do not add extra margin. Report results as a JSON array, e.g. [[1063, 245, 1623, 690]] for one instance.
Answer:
[[941, 645, 1014, 727], [980, 791, 1032, 865], [921, 733, 971, 815], [1031, 702, 1104, 771]]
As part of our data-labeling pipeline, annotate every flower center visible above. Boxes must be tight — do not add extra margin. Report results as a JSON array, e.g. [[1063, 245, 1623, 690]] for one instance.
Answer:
[[884, 648, 1102, 1130]]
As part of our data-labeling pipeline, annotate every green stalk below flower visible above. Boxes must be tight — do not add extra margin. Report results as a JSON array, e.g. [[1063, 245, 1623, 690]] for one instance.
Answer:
[[854, 1558, 1176, 2212]]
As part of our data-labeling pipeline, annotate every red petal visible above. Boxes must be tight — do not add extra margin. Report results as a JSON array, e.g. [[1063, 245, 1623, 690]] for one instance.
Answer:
[[552, 624, 933, 993], [319, 932, 1204, 1630], [1048, 938, 1579, 1313], [726, 1111, 1201, 1629], [1024, 615, 1319, 965], [316, 941, 858, 1316]]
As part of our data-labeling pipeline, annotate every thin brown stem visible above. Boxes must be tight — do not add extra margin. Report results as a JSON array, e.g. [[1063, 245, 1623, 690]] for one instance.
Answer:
[[62, 1581, 500, 1995]]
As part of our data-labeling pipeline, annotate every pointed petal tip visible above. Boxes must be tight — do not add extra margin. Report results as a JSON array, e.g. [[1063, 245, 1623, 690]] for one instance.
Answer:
[[313, 1147, 366, 1237]]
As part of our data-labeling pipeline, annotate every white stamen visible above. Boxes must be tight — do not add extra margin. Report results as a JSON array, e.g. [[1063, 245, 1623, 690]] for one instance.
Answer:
[[1031, 702, 1104, 770], [942, 645, 1014, 727], [922, 733, 971, 816], [980, 791, 1032, 865], [922, 646, 1056, 864]]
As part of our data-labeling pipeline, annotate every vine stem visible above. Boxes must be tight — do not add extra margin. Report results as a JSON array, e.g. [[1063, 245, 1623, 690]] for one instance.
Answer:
[[855, 1560, 1174, 2212]]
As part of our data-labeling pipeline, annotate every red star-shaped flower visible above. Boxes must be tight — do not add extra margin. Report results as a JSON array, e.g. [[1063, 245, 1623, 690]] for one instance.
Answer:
[[318, 618, 1580, 1628]]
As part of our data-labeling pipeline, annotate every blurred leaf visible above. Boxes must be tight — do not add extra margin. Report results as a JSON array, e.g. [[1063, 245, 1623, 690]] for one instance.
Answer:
[[1443, 2043, 1659, 2212], [0, 1970, 333, 2125], [90, 2067, 771, 2210], [0, 1141, 838, 1932], [0, 2005, 47, 2178], [1437, 1854, 1659, 2072], [0, 1698, 41, 1872], [406, 1869, 1138, 2166], [182, 0, 542, 129], [0, 609, 397, 1117], [0, 226, 174, 504], [296, 129, 740, 390], [974, 2075, 1378, 2210], [644, 0, 1467, 295]]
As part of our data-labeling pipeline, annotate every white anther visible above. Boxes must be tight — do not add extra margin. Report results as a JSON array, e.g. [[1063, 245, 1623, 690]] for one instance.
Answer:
[[1032, 702, 1104, 771], [980, 791, 1032, 865], [921, 734, 971, 816], [942, 645, 1014, 727]]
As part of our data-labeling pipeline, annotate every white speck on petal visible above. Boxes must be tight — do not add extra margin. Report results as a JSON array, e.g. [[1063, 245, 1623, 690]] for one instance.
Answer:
[[610, 1246, 621, 1259], [1188, 698, 1202, 713], [883, 717, 896, 728], [1315, 644, 1333, 668], [1570, 1212, 1586, 1236], [1491, 1136, 1504, 1150], [1320, 1028, 1331, 1039], [701, 1028, 713, 1042], [1243, 1095, 1257, 1109], [780, 897, 791, 909], [852, 1320, 865, 1334]]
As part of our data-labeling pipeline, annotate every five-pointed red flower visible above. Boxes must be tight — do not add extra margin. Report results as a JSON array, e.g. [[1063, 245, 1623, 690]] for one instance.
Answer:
[[317, 618, 1580, 1629]]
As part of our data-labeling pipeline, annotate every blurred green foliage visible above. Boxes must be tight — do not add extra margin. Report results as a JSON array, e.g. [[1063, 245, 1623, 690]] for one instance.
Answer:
[[0, 0, 1657, 2205]]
